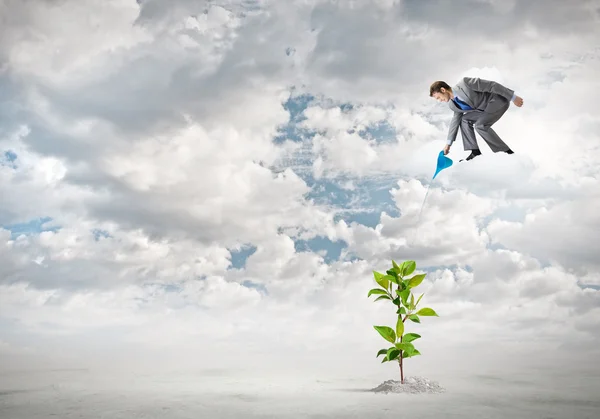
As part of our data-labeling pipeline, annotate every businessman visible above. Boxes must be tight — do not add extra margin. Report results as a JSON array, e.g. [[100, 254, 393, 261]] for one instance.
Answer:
[[430, 77, 524, 161]]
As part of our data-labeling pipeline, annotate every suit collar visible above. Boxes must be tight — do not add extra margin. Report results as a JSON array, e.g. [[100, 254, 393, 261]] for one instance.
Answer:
[[453, 83, 475, 108], [448, 100, 460, 112]]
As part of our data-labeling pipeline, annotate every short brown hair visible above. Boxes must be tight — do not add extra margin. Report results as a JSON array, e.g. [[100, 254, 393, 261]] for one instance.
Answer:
[[429, 81, 451, 96]]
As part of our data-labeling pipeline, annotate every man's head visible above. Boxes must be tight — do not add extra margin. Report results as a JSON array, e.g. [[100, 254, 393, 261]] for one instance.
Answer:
[[429, 81, 453, 102]]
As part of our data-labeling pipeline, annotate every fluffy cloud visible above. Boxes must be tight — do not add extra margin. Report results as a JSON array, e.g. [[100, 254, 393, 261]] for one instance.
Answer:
[[339, 179, 497, 267], [488, 181, 600, 277], [0, 0, 599, 382]]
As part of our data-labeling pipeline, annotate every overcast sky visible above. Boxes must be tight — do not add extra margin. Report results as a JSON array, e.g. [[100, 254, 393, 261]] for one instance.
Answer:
[[1, 0, 599, 382]]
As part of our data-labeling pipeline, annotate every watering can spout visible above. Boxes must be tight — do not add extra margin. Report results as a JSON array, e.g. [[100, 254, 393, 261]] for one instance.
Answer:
[[433, 150, 453, 180]]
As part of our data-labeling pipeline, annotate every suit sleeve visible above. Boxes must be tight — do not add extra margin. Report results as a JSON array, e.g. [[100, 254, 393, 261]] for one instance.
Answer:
[[462, 77, 515, 101], [447, 111, 462, 145]]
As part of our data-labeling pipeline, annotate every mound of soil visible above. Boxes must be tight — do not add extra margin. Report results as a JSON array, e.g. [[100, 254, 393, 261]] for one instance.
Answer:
[[369, 377, 445, 394]]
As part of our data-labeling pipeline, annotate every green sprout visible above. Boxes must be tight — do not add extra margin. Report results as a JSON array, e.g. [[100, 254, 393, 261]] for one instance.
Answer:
[[368, 259, 439, 384]]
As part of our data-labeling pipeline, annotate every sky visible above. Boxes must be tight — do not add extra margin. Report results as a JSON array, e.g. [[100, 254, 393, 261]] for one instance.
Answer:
[[1, 0, 599, 384]]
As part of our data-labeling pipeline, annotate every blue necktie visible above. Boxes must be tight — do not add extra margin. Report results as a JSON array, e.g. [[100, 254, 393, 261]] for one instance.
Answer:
[[454, 97, 472, 110]]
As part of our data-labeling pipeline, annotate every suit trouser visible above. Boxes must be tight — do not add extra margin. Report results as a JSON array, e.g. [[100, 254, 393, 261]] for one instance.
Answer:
[[459, 95, 511, 152]]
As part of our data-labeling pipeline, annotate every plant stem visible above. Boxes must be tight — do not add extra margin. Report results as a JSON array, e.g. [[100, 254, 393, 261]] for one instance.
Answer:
[[395, 281, 409, 384], [399, 312, 409, 384], [399, 353, 404, 383]]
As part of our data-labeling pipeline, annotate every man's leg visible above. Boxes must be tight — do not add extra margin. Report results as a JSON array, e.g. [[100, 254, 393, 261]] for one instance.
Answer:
[[473, 95, 511, 153], [460, 110, 483, 160], [459, 111, 481, 150]]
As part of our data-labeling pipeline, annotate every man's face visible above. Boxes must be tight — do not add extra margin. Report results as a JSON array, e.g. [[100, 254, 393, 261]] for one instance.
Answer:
[[432, 88, 451, 102]]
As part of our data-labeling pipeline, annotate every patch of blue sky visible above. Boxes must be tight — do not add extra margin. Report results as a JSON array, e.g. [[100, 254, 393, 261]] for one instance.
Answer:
[[228, 244, 257, 270], [304, 175, 401, 228], [294, 236, 346, 264], [356, 119, 397, 144], [221, 246, 269, 293], [339, 103, 354, 112], [4, 150, 17, 162], [289, 174, 402, 264], [91, 229, 112, 241], [273, 93, 371, 145], [273, 93, 316, 144], [1, 150, 18, 168], [1, 216, 60, 239], [241, 280, 268, 295]]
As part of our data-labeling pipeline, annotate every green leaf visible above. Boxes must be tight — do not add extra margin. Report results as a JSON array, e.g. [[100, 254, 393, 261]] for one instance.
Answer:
[[373, 326, 396, 343], [381, 355, 389, 363], [392, 297, 400, 305], [373, 271, 389, 289], [408, 273, 427, 289], [374, 295, 392, 302], [396, 316, 404, 338], [396, 307, 407, 315], [376, 348, 388, 358], [392, 260, 401, 275], [416, 307, 439, 317], [400, 260, 416, 277], [367, 288, 388, 297], [415, 293, 424, 308], [387, 348, 400, 361], [404, 349, 421, 358], [410, 294, 415, 310], [396, 282, 406, 295], [395, 342, 415, 353], [408, 314, 420, 323], [402, 333, 421, 343], [383, 274, 400, 285], [400, 289, 410, 307]]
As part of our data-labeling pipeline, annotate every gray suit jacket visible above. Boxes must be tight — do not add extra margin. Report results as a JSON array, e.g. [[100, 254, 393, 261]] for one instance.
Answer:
[[447, 77, 515, 145]]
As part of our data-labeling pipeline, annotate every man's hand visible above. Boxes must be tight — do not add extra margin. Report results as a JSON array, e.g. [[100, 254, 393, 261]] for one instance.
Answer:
[[443, 144, 451, 155], [513, 96, 524, 107]]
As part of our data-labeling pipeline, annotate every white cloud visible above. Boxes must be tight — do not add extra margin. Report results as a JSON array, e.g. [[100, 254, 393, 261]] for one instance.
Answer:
[[1, 0, 150, 87], [339, 179, 497, 267], [487, 183, 600, 275]]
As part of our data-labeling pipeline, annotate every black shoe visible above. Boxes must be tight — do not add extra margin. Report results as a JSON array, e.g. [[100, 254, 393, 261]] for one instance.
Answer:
[[505, 149, 514, 154], [459, 149, 481, 162], [465, 149, 481, 160]]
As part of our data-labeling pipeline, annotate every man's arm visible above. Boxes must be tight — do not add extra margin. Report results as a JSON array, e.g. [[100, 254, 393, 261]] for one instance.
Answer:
[[446, 111, 462, 148], [462, 77, 515, 102]]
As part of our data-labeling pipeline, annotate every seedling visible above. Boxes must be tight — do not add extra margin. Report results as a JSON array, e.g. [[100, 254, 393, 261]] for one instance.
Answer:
[[368, 259, 439, 384]]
